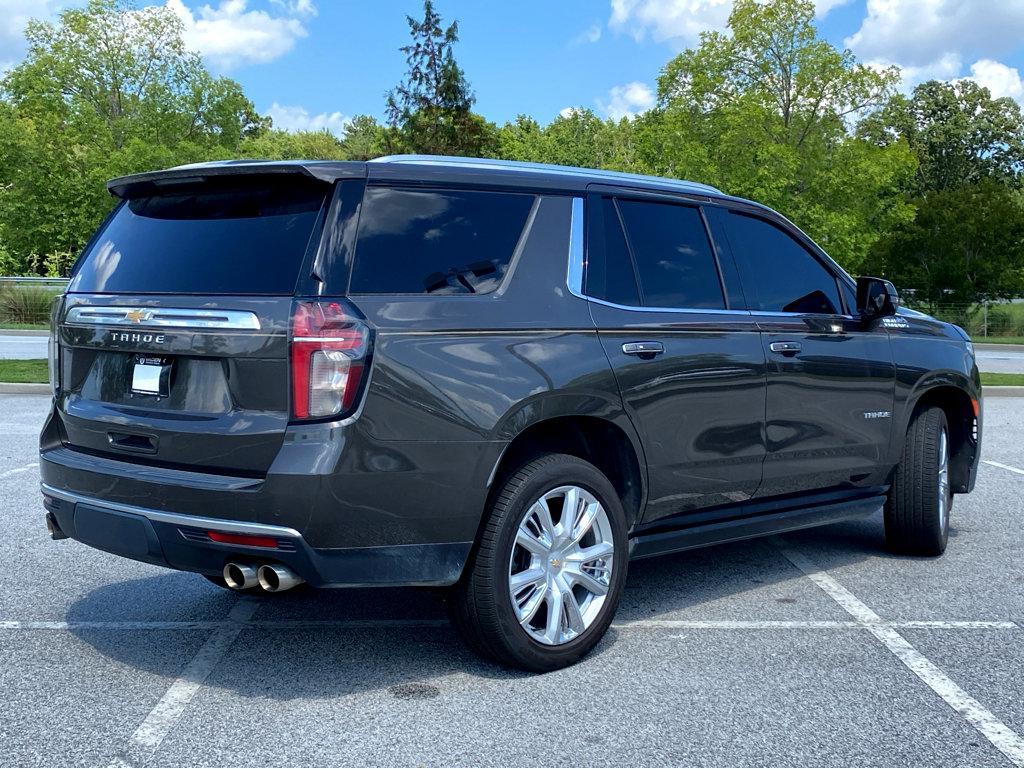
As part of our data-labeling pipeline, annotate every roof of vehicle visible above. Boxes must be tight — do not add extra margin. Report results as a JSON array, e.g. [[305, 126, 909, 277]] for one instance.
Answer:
[[106, 155, 725, 200]]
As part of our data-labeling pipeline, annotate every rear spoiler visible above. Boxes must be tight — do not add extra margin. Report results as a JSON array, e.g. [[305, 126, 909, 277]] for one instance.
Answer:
[[107, 160, 367, 199]]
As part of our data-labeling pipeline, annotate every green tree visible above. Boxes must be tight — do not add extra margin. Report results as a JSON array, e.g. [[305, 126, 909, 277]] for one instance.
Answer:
[[240, 129, 345, 160], [0, 0, 265, 273], [867, 182, 1024, 311], [498, 110, 638, 170], [858, 79, 1024, 193], [385, 0, 496, 156], [340, 114, 389, 160], [636, 0, 914, 274]]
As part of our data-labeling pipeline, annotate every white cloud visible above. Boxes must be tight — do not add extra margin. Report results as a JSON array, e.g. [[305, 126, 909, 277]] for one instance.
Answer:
[[0, 0, 61, 68], [609, 0, 731, 46], [609, 0, 849, 45], [570, 23, 602, 46], [598, 81, 656, 120], [166, 0, 313, 71], [558, 106, 582, 119], [866, 52, 963, 94], [846, 0, 1024, 70], [965, 59, 1024, 103], [266, 102, 348, 136]]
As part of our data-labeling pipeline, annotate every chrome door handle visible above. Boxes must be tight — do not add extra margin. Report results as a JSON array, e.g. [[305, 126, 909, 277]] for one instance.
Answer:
[[769, 341, 802, 356], [622, 341, 664, 358]]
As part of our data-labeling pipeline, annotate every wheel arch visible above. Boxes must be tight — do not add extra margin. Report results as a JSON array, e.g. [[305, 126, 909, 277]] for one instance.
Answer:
[[904, 375, 980, 493], [486, 407, 647, 532]]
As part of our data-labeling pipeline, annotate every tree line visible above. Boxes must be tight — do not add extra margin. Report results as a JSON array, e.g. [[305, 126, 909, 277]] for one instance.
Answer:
[[1, 0, 1022, 312]]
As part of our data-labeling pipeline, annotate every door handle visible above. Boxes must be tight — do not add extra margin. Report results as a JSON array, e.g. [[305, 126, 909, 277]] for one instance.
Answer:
[[769, 341, 802, 356], [622, 341, 664, 358]]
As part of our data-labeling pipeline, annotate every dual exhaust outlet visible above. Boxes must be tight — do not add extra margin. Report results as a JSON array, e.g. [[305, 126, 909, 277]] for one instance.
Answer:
[[223, 562, 303, 593]]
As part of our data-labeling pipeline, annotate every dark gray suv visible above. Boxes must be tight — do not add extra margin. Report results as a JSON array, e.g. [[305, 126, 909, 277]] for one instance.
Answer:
[[41, 155, 982, 670]]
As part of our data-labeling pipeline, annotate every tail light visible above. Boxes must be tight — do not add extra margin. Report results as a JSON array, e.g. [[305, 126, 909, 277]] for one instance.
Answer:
[[290, 300, 371, 420]]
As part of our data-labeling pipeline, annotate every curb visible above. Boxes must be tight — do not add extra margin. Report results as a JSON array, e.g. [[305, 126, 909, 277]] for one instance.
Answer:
[[982, 386, 1024, 398], [0, 329, 48, 337], [0, 383, 50, 394]]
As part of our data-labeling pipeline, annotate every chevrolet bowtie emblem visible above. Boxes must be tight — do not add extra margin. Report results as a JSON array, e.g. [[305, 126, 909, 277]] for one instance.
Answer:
[[125, 309, 148, 323]]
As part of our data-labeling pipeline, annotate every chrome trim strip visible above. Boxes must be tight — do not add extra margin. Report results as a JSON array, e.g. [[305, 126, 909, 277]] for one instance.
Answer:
[[65, 307, 261, 331], [567, 197, 585, 298], [41, 484, 302, 538]]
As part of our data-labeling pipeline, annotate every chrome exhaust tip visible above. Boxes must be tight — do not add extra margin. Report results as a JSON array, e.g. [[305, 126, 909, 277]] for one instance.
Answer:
[[223, 562, 258, 590], [257, 564, 304, 593]]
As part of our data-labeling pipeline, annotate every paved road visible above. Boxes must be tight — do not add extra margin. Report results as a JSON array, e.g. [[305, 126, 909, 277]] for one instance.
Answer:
[[2, 395, 1024, 766], [0, 335, 47, 360], [976, 348, 1024, 374]]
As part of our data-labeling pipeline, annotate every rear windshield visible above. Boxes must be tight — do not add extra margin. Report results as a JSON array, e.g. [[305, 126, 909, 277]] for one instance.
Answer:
[[69, 178, 327, 294]]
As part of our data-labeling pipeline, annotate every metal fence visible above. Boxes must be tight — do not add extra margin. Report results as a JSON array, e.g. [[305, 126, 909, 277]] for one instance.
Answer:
[[905, 301, 1024, 338]]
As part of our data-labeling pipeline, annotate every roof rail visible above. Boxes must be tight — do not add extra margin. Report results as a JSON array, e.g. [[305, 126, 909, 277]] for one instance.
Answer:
[[370, 155, 722, 195]]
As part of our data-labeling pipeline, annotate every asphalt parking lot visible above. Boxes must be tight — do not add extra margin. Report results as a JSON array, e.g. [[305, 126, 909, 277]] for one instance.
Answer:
[[2, 394, 1023, 768]]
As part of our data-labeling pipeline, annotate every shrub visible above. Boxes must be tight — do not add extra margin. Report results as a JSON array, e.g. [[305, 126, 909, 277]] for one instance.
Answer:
[[0, 285, 57, 324]]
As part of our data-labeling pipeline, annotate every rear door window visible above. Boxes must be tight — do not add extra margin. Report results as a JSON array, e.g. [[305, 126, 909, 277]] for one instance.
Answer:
[[69, 178, 328, 295], [724, 212, 842, 315], [616, 199, 725, 309], [349, 187, 535, 294]]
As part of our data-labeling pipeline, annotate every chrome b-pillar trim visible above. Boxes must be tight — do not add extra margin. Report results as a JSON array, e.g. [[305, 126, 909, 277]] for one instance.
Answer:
[[566, 197, 585, 298]]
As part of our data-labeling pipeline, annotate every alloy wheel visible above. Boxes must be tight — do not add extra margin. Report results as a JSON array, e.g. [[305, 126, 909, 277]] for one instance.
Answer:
[[507, 485, 615, 646]]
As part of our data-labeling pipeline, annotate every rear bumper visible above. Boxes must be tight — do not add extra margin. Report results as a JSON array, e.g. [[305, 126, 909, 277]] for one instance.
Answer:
[[42, 483, 471, 587]]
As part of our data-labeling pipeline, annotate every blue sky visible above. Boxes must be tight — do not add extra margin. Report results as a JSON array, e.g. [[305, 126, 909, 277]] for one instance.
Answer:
[[2, 1, 1024, 133]]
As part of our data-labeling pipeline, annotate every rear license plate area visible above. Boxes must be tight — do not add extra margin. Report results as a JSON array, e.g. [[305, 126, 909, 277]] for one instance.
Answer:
[[131, 356, 171, 396]]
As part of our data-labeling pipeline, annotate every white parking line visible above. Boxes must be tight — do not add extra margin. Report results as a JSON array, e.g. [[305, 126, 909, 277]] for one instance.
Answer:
[[108, 598, 259, 768], [983, 460, 1024, 476], [0, 618, 1017, 631], [777, 542, 1024, 768], [0, 461, 38, 480]]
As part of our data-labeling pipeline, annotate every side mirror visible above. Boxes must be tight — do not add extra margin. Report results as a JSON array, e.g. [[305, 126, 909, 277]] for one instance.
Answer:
[[856, 276, 900, 321]]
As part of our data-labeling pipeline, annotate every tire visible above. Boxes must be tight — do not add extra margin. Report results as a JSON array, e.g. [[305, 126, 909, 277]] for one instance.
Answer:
[[884, 406, 952, 556], [450, 453, 629, 672]]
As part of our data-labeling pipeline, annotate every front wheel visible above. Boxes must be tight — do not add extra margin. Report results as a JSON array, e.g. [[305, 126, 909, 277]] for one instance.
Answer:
[[450, 453, 629, 672], [884, 406, 952, 556]]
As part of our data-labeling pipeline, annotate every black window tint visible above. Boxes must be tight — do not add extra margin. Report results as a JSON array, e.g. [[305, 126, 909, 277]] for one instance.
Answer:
[[350, 187, 534, 294], [617, 200, 725, 309], [69, 179, 328, 294], [725, 213, 842, 315], [841, 280, 857, 316], [585, 197, 639, 306]]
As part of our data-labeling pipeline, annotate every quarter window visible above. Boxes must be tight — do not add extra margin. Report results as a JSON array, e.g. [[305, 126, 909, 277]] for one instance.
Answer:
[[724, 213, 842, 315], [349, 187, 535, 294], [617, 200, 725, 310], [585, 197, 640, 307]]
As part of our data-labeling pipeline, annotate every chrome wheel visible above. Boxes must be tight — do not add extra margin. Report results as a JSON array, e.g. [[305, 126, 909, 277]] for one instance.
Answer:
[[938, 427, 950, 532], [508, 485, 615, 646]]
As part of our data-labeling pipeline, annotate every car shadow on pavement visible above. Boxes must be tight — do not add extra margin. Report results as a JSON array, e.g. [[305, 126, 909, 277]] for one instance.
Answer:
[[64, 512, 944, 696]]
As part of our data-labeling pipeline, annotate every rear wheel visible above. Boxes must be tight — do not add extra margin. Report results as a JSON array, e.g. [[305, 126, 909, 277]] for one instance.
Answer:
[[450, 453, 628, 672], [884, 406, 952, 556]]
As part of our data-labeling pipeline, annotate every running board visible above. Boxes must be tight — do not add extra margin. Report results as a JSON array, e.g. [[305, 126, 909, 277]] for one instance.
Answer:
[[628, 496, 884, 560]]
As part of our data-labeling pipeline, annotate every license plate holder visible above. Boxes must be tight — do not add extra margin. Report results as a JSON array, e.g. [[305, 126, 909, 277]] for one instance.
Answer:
[[131, 356, 171, 397]]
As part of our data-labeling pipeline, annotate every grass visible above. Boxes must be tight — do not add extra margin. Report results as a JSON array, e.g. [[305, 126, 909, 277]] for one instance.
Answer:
[[0, 359, 48, 383], [973, 336, 1024, 345], [0, 322, 48, 331], [981, 372, 1024, 387]]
